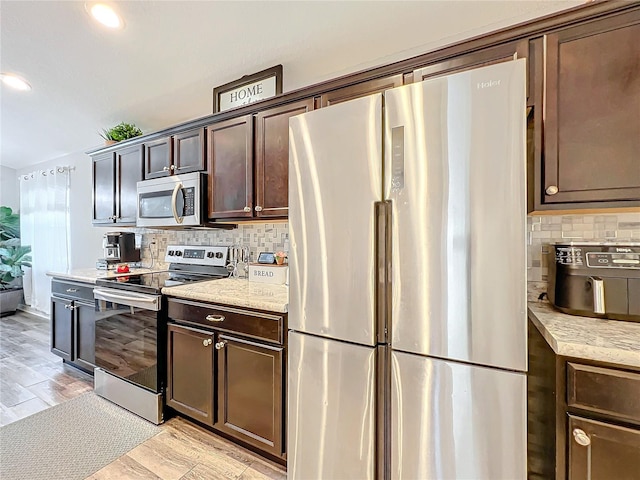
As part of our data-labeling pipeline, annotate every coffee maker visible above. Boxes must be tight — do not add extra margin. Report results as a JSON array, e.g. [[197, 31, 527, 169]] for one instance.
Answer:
[[97, 232, 141, 269]]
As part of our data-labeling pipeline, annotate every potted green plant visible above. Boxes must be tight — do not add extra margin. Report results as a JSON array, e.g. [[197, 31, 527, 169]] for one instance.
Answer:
[[0, 206, 32, 316], [100, 122, 143, 145]]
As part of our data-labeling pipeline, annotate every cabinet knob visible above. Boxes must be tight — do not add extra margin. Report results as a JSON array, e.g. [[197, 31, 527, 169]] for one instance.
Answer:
[[64, 304, 71, 309], [202, 338, 213, 347], [545, 185, 559, 196], [170, 165, 176, 171], [205, 314, 225, 322], [254, 206, 263, 212], [243, 206, 251, 213], [573, 428, 591, 446], [163, 166, 170, 171], [215, 341, 227, 350]]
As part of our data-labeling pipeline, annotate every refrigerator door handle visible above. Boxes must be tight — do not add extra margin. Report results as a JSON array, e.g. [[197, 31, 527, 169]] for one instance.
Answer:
[[375, 200, 392, 345]]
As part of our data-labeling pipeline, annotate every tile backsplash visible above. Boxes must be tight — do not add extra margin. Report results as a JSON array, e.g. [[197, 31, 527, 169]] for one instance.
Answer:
[[527, 212, 640, 284], [133, 223, 289, 270]]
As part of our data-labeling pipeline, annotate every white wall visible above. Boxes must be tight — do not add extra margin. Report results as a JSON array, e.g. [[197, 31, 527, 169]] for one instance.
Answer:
[[0, 165, 20, 212], [17, 151, 104, 270]]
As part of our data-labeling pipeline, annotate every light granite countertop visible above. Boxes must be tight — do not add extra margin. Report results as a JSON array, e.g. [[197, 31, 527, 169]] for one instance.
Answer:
[[46, 268, 163, 284], [162, 278, 288, 314], [528, 300, 640, 369]]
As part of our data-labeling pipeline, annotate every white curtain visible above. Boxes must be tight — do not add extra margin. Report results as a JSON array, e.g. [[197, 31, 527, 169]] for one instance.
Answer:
[[20, 167, 71, 315]]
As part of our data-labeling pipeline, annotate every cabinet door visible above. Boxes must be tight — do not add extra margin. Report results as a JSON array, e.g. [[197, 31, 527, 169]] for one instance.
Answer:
[[255, 99, 314, 218], [144, 137, 172, 179], [167, 324, 215, 426], [413, 40, 529, 96], [569, 415, 640, 480], [51, 297, 73, 361], [207, 115, 253, 219], [115, 144, 143, 225], [542, 13, 640, 206], [216, 334, 284, 457], [320, 74, 403, 107], [92, 152, 116, 224], [173, 128, 205, 175], [74, 301, 95, 372]]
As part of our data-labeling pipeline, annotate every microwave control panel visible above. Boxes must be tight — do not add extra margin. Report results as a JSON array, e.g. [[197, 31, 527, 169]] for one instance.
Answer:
[[182, 187, 195, 215]]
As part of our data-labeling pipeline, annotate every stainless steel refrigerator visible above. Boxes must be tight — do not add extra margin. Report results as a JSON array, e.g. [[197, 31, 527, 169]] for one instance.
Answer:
[[288, 59, 527, 480]]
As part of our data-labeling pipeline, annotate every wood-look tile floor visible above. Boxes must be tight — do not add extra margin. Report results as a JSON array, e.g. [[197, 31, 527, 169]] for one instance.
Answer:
[[0, 311, 287, 480]]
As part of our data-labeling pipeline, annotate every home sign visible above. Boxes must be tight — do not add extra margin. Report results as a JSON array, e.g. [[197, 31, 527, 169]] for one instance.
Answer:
[[213, 65, 283, 113]]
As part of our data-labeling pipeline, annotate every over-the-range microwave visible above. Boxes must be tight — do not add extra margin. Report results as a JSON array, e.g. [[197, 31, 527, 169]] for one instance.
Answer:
[[136, 172, 206, 227]]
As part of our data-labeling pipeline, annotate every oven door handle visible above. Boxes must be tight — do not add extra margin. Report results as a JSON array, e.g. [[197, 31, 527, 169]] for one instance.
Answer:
[[171, 182, 184, 224], [94, 288, 161, 312]]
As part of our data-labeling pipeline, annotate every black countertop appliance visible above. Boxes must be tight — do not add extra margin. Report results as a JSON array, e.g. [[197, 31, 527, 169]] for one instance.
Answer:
[[548, 243, 640, 322]]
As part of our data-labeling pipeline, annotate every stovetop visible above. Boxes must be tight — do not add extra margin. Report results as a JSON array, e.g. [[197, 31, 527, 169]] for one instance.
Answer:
[[95, 244, 232, 294], [95, 270, 229, 294]]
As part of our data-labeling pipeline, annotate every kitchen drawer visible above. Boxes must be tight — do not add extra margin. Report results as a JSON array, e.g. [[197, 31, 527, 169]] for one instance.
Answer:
[[167, 298, 284, 344], [567, 363, 640, 425], [51, 279, 95, 303]]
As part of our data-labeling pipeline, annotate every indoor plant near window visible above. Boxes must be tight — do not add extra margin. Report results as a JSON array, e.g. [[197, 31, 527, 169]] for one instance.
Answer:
[[0, 206, 32, 316], [100, 122, 143, 145]]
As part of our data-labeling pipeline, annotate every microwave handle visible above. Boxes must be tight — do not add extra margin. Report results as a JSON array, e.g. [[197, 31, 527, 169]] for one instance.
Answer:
[[171, 182, 184, 224]]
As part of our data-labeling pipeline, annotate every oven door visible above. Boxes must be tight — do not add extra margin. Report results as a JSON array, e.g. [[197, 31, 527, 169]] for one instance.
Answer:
[[136, 172, 203, 227], [93, 288, 162, 394]]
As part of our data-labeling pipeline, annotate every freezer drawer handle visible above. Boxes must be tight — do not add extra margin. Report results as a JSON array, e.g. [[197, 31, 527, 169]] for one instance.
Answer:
[[573, 428, 591, 446], [206, 314, 225, 322]]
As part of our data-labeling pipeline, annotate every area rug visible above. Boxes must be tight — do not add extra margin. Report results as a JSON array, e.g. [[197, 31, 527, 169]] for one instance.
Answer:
[[0, 392, 161, 480]]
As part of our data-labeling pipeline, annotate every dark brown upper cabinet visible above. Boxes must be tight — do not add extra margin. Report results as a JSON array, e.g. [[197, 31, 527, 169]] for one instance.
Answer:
[[320, 74, 403, 107], [534, 11, 640, 210], [144, 127, 205, 179], [207, 115, 254, 219], [255, 98, 314, 218], [412, 40, 530, 102], [143, 137, 172, 179], [92, 144, 143, 225]]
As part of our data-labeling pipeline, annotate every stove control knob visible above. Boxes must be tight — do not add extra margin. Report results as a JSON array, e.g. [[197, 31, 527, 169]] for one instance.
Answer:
[[168, 250, 175, 256], [175, 251, 182, 256], [207, 252, 214, 258], [215, 252, 223, 259]]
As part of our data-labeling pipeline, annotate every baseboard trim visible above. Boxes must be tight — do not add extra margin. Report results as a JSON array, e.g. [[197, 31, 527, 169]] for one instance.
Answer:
[[17, 304, 48, 319]]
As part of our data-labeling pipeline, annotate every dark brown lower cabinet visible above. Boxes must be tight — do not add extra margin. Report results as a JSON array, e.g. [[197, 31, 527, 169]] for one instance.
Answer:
[[50, 294, 96, 373], [165, 297, 287, 462], [166, 324, 215, 426], [528, 320, 640, 479], [51, 297, 74, 361], [215, 334, 283, 457], [569, 415, 640, 480]]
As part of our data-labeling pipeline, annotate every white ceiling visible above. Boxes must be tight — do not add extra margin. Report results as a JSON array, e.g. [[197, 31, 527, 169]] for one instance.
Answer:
[[0, 0, 583, 170]]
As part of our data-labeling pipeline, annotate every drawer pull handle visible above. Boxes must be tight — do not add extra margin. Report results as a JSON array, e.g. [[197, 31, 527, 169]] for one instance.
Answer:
[[205, 314, 225, 322], [215, 341, 227, 350], [66, 288, 78, 293], [573, 428, 591, 446], [202, 338, 212, 347]]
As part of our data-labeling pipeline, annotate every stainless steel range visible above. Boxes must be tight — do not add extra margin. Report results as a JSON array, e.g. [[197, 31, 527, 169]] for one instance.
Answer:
[[92, 245, 230, 424]]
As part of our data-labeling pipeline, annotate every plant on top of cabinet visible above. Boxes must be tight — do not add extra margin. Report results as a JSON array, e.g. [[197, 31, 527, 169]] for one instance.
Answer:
[[100, 122, 143, 145]]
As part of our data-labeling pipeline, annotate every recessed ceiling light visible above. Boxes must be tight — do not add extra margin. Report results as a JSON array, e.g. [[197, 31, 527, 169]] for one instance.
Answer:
[[88, 3, 124, 29], [0, 73, 31, 91]]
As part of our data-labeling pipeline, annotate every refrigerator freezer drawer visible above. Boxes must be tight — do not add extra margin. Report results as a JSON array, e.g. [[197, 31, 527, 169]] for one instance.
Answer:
[[288, 331, 376, 480], [391, 351, 526, 480], [384, 59, 528, 372]]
